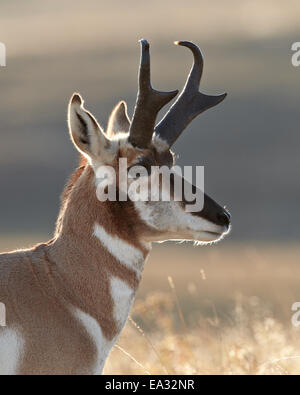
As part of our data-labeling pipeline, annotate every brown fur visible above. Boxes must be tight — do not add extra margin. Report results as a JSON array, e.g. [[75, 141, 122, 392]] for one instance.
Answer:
[[0, 39, 229, 374], [0, 154, 152, 374]]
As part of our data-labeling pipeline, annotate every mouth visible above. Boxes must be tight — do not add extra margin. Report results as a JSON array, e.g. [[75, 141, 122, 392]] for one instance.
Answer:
[[201, 231, 224, 243], [205, 231, 223, 237], [194, 225, 231, 244]]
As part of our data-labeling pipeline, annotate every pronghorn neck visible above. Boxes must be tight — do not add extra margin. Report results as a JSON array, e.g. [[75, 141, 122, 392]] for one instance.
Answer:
[[55, 161, 151, 254], [48, 163, 151, 344]]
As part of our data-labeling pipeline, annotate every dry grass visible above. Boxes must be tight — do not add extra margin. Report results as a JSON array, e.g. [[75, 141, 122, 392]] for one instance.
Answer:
[[103, 243, 300, 375], [104, 290, 300, 375]]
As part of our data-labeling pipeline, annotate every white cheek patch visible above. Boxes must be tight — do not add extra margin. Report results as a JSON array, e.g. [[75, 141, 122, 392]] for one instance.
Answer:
[[110, 276, 135, 330], [134, 200, 222, 238], [93, 223, 145, 274], [0, 328, 24, 375], [170, 202, 220, 232], [71, 307, 113, 375]]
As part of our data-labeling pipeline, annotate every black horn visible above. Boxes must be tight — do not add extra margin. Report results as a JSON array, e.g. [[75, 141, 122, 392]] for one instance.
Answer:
[[154, 41, 226, 148], [129, 40, 178, 149]]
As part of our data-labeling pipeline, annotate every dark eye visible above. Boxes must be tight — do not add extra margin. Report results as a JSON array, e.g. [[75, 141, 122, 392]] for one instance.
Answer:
[[127, 163, 151, 177], [127, 166, 139, 176]]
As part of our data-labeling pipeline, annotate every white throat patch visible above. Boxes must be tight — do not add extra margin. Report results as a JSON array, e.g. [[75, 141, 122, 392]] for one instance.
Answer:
[[0, 328, 24, 375], [93, 223, 145, 274], [71, 307, 113, 375], [110, 276, 135, 330]]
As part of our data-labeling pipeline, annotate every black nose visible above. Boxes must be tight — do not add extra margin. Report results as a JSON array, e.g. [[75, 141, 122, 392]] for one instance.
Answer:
[[217, 210, 231, 228]]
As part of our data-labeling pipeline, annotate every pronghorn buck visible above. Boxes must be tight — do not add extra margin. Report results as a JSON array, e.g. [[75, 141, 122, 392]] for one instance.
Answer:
[[0, 40, 230, 375]]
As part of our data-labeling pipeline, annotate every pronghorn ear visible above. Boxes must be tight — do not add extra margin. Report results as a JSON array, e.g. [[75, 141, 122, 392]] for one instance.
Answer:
[[106, 101, 131, 138], [68, 93, 111, 159]]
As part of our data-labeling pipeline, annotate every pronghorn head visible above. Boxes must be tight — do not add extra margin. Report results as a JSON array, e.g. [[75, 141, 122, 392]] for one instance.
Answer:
[[67, 40, 230, 245]]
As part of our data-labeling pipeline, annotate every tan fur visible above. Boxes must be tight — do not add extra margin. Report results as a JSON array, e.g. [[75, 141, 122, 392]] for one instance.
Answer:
[[0, 155, 152, 374], [0, 89, 229, 375]]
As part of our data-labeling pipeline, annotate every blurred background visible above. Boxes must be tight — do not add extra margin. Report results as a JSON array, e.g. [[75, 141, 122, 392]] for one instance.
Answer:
[[0, 0, 300, 374]]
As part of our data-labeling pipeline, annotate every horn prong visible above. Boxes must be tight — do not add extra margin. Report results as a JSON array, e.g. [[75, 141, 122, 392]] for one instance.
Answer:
[[155, 41, 227, 148]]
